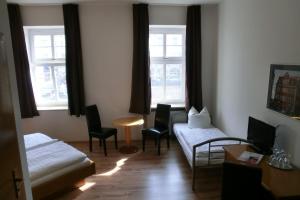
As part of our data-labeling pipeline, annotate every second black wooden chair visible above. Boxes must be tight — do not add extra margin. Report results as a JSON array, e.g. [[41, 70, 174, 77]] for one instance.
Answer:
[[142, 104, 171, 155], [85, 105, 118, 156]]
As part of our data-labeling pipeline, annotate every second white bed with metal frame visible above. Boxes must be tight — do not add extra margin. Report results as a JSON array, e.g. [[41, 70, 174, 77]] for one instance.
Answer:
[[173, 123, 250, 190]]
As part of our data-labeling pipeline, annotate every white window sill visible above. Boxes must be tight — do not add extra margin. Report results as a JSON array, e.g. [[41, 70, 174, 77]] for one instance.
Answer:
[[151, 104, 185, 111], [37, 106, 68, 111]]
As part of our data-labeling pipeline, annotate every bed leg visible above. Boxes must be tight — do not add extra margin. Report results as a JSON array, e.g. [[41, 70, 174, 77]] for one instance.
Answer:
[[192, 146, 196, 191], [192, 167, 196, 191]]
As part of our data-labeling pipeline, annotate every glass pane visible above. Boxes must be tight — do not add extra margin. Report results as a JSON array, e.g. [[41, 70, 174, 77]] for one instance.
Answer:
[[54, 66, 68, 101], [149, 34, 163, 46], [33, 65, 56, 104], [54, 46, 65, 59], [166, 64, 183, 100], [166, 46, 182, 57], [149, 46, 163, 57], [54, 35, 65, 46], [35, 47, 52, 60], [34, 35, 51, 47], [150, 64, 164, 103], [166, 34, 182, 45]]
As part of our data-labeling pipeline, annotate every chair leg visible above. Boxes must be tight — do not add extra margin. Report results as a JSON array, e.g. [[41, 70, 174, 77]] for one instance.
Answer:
[[155, 138, 157, 147], [103, 139, 107, 156], [142, 134, 146, 152], [89, 136, 93, 152], [157, 137, 161, 155], [99, 139, 102, 147], [167, 134, 170, 149], [114, 133, 118, 149]]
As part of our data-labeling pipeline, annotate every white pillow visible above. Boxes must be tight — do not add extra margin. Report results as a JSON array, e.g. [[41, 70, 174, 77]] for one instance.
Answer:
[[188, 106, 211, 129]]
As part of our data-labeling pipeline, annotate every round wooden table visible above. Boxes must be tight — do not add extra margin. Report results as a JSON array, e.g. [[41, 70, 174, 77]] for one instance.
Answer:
[[113, 116, 144, 154]]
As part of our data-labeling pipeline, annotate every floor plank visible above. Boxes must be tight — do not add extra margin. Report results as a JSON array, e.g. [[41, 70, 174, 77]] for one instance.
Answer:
[[57, 139, 221, 200]]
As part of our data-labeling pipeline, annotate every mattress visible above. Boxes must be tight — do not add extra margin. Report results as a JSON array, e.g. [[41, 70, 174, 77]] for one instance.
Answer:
[[31, 158, 92, 187], [24, 133, 91, 187], [173, 123, 239, 166], [26, 140, 87, 181]]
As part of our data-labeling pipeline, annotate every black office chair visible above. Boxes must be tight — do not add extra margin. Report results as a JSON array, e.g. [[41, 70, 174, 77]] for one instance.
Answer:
[[85, 105, 118, 156], [221, 161, 274, 200], [142, 104, 171, 155]]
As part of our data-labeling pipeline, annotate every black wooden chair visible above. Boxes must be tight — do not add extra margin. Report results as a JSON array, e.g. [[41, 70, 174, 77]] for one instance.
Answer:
[[85, 105, 118, 156], [142, 104, 171, 155], [221, 161, 274, 200]]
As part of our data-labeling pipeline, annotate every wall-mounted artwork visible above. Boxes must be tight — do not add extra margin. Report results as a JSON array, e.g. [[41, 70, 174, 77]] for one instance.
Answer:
[[267, 64, 300, 120]]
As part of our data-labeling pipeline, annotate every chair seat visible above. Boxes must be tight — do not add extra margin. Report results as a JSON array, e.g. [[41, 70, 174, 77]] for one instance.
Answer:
[[90, 127, 117, 138], [142, 128, 168, 136]]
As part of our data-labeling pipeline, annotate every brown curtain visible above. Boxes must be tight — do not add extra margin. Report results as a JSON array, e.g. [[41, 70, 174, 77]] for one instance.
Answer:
[[7, 4, 39, 118], [186, 5, 203, 111], [129, 4, 151, 115], [63, 4, 85, 117]]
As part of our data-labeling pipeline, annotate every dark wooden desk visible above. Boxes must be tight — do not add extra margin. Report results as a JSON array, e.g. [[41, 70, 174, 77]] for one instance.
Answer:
[[224, 145, 300, 200]]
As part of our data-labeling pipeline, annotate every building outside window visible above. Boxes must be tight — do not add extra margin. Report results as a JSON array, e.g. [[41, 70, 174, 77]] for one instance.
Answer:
[[149, 25, 186, 108], [24, 26, 67, 110]]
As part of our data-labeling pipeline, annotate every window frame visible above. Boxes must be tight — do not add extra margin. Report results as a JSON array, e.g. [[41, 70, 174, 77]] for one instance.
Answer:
[[24, 26, 68, 110], [149, 25, 186, 108]]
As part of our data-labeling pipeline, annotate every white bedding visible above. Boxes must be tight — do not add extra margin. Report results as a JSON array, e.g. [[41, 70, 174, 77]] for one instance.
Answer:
[[173, 123, 239, 166], [24, 133, 57, 150], [31, 158, 92, 187], [26, 140, 87, 181]]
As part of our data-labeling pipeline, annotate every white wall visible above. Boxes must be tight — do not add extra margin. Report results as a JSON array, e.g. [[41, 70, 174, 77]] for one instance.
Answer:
[[149, 5, 186, 25], [215, 0, 300, 166], [20, 4, 218, 142]]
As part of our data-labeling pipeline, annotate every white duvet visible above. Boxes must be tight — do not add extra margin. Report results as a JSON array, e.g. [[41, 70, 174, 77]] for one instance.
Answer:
[[26, 140, 87, 181], [24, 133, 57, 150]]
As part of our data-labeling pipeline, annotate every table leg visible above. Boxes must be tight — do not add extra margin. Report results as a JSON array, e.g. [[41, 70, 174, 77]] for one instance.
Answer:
[[119, 126, 139, 154], [124, 126, 131, 145]]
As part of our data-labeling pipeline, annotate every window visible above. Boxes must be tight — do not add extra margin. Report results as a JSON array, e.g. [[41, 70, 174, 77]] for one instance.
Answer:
[[149, 25, 186, 108], [24, 26, 67, 110]]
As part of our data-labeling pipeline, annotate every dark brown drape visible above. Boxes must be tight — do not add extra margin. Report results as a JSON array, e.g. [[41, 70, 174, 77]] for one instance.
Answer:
[[129, 4, 151, 115], [7, 4, 39, 118], [63, 4, 85, 117], [186, 5, 203, 111]]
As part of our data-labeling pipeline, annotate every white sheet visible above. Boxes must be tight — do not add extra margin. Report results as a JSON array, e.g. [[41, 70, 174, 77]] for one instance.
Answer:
[[173, 123, 239, 166], [26, 141, 87, 181], [24, 133, 57, 150]]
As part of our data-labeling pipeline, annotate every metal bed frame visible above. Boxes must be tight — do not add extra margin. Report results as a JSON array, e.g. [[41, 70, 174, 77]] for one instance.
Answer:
[[192, 137, 251, 190]]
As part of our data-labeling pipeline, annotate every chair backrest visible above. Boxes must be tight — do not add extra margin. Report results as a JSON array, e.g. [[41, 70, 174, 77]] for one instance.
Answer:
[[154, 104, 171, 130], [85, 105, 102, 133], [221, 161, 263, 200]]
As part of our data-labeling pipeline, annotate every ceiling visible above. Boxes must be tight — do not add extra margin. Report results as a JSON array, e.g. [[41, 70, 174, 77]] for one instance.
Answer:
[[7, 0, 221, 6]]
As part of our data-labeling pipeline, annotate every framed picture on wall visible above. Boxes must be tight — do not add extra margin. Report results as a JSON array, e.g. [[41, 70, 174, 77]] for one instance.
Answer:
[[267, 64, 300, 120]]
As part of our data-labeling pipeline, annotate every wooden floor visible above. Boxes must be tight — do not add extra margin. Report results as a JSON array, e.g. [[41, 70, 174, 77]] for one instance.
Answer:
[[58, 139, 222, 200]]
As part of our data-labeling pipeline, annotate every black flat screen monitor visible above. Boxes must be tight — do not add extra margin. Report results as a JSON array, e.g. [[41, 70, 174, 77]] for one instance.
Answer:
[[247, 117, 276, 155]]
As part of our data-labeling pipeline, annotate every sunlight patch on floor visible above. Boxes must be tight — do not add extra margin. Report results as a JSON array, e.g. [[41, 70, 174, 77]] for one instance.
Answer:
[[96, 158, 128, 176], [79, 182, 96, 191]]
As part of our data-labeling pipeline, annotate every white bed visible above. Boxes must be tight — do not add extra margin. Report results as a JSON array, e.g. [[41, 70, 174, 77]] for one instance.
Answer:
[[24, 133, 94, 188], [173, 123, 239, 166]]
